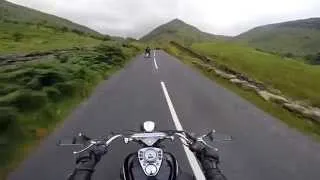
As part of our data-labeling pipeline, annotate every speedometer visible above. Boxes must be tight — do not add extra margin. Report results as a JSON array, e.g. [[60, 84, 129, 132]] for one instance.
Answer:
[[144, 149, 157, 162], [138, 147, 163, 176]]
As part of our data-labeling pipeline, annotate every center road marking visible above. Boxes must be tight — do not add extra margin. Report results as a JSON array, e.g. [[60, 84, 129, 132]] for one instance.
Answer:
[[154, 57, 159, 70], [160, 81, 206, 180]]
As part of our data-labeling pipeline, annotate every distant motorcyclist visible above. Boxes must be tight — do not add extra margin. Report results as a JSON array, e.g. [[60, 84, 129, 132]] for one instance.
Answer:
[[145, 46, 151, 57], [67, 141, 227, 180]]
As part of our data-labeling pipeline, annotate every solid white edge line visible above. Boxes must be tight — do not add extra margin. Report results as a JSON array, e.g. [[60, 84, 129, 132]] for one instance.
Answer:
[[160, 81, 206, 180], [154, 57, 159, 70], [154, 50, 156, 57]]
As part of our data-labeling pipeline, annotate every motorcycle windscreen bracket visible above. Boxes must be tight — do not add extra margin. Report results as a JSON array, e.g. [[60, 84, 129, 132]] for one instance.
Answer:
[[138, 147, 163, 176]]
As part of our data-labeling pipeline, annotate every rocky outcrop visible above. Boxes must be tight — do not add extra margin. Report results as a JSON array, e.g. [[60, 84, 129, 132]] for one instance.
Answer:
[[215, 69, 236, 79], [257, 91, 289, 104], [283, 103, 320, 123]]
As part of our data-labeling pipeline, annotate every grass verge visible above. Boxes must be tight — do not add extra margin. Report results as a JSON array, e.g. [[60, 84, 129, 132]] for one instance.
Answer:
[[191, 42, 320, 107], [165, 43, 320, 140]]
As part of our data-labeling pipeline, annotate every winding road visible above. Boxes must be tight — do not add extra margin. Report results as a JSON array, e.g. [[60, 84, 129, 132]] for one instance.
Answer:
[[8, 51, 320, 180]]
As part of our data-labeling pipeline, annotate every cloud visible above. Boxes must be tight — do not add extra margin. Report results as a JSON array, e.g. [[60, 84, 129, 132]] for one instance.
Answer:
[[8, 0, 320, 38]]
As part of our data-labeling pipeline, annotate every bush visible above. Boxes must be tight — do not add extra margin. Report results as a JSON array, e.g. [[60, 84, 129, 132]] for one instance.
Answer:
[[26, 77, 41, 90], [56, 54, 69, 63], [0, 107, 18, 132], [0, 90, 48, 112], [12, 32, 24, 42], [284, 52, 294, 58], [71, 29, 85, 35], [54, 80, 81, 96], [43, 87, 61, 102], [94, 44, 126, 65], [305, 52, 320, 65], [37, 71, 67, 86], [60, 26, 69, 32], [0, 84, 20, 96]]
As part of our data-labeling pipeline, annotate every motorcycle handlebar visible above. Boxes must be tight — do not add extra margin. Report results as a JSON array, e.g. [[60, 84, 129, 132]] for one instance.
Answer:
[[71, 130, 198, 155]]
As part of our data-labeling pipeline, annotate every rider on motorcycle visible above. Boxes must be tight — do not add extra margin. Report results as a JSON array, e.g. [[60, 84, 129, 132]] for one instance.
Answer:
[[145, 46, 151, 57], [67, 141, 227, 180]]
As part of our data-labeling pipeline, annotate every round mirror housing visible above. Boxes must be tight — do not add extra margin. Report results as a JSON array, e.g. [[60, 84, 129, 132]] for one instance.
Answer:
[[143, 121, 155, 132]]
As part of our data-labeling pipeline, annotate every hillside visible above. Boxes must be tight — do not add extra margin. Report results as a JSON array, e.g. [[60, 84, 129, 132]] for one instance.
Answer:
[[0, 0, 110, 54], [140, 19, 227, 46], [0, 0, 101, 36], [235, 18, 320, 56]]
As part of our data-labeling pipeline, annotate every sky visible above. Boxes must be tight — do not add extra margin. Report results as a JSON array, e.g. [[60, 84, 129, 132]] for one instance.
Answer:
[[8, 0, 320, 38]]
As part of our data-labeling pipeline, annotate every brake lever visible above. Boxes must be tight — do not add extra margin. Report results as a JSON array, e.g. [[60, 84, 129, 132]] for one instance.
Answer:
[[73, 140, 98, 155]]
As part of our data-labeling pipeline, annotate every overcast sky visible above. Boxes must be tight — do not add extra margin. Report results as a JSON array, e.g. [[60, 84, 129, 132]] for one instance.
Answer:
[[8, 0, 320, 38]]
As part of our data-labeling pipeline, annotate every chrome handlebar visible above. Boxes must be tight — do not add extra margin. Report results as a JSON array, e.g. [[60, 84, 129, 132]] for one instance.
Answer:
[[68, 130, 225, 155]]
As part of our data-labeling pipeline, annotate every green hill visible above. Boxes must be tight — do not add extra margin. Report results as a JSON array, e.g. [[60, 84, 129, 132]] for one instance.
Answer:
[[235, 18, 320, 57], [0, 0, 109, 54], [0, 0, 101, 35], [140, 19, 228, 46]]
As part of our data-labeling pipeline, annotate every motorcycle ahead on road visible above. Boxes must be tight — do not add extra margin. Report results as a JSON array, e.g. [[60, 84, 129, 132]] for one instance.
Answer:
[[144, 52, 151, 58], [58, 121, 232, 180]]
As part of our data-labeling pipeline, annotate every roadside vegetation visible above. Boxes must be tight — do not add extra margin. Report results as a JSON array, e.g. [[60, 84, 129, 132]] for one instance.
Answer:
[[191, 42, 320, 107], [0, 2, 143, 178], [165, 43, 320, 139], [0, 42, 141, 179]]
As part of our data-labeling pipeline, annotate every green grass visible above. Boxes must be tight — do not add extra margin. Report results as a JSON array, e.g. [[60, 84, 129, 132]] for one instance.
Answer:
[[191, 42, 320, 107], [0, 43, 141, 179], [165, 43, 320, 140], [0, 22, 102, 54]]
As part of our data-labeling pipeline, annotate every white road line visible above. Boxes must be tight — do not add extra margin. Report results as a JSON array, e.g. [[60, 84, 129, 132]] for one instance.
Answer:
[[154, 50, 156, 57], [160, 81, 206, 180], [154, 57, 159, 70]]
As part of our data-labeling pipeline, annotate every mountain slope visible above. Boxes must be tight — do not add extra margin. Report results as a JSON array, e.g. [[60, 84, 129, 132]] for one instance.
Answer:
[[0, 0, 101, 35], [140, 19, 226, 45], [0, 0, 107, 54], [235, 18, 320, 56]]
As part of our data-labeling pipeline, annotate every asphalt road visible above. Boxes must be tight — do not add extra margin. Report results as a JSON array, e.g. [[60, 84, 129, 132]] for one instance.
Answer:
[[8, 51, 320, 180]]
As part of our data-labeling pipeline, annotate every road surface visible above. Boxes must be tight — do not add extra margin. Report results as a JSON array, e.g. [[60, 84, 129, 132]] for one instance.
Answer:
[[8, 51, 320, 180]]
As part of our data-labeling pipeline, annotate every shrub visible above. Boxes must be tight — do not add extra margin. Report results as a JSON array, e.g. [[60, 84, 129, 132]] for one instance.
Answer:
[[12, 32, 24, 42], [284, 52, 294, 58], [102, 35, 111, 41], [37, 71, 66, 87], [26, 77, 41, 90], [56, 54, 69, 63], [0, 84, 20, 96], [71, 29, 85, 35], [305, 52, 320, 65], [43, 87, 61, 102], [0, 107, 18, 132], [54, 80, 81, 96], [94, 44, 126, 64], [0, 90, 48, 112], [60, 26, 69, 32]]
